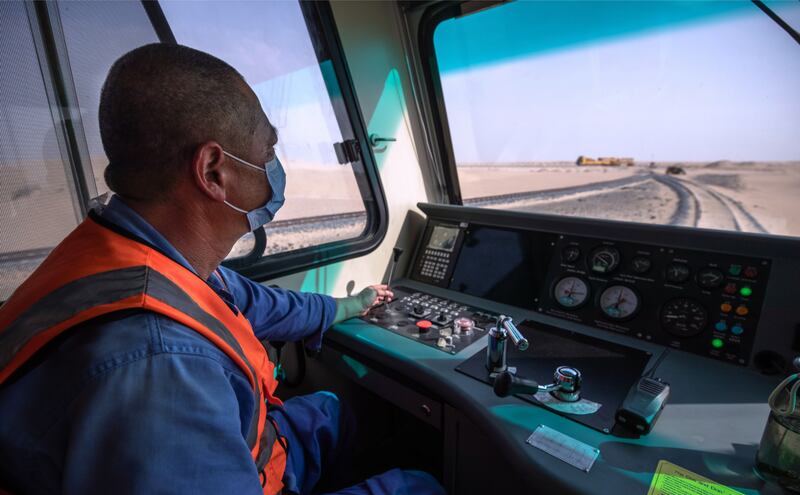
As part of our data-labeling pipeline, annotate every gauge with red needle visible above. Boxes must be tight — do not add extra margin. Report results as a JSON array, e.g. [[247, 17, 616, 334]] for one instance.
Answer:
[[599, 285, 640, 319], [553, 276, 590, 308]]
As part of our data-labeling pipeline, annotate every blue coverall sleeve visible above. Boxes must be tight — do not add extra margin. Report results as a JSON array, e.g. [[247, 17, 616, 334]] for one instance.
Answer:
[[219, 266, 337, 347], [61, 350, 263, 495]]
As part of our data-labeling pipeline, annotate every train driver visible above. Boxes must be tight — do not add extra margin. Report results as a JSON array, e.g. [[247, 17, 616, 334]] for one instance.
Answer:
[[0, 43, 444, 495]]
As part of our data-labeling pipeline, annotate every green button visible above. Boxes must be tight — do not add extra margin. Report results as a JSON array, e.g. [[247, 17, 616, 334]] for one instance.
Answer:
[[739, 286, 753, 297], [729, 264, 742, 276], [711, 338, 724, 349]]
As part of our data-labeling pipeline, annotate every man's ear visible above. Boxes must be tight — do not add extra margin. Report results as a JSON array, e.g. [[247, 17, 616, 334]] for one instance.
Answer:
[[191, 141, 229, 202]]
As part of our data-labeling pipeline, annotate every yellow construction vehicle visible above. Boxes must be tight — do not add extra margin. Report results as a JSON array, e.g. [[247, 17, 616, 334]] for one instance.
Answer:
[[576, 156, 635, 166]]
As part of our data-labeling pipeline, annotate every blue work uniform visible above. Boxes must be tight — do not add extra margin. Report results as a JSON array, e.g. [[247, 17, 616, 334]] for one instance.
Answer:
[[0, 196, 444, 495]]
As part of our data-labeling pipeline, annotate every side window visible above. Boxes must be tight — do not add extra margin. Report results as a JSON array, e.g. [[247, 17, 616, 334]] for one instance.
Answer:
[[58, 1, 160, 194], [429, 1, 800, 237], [1, 1, 385, 301], [158, 2, 373, 260], [0, 2, 81, 301]]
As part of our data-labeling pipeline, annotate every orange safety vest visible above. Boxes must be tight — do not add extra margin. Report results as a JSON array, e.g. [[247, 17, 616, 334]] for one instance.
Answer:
[[0, 213, 287, 494]]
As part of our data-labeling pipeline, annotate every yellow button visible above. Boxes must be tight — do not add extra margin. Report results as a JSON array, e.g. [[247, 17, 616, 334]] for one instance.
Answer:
[[735, 305, 749, 316], [720, 303, 732, 313]]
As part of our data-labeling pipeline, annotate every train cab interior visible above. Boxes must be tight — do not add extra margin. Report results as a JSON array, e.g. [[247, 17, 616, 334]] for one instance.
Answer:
[[1, 1, 800, 494]]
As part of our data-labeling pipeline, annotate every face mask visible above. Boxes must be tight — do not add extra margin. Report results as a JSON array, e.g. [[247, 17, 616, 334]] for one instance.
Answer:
[[222, 150, 286, 231]]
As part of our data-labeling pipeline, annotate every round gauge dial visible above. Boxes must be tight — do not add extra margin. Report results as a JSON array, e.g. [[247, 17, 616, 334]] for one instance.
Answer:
[[661, 298, 708, 337], [630, 256, 652, 274], [599, 285, 640, 320], [696, 267, 724, 289], [553, 276, 590, 308], [589, 246, 621, 274], [665, 263, 691, 283], [561, 246, 581, 264]]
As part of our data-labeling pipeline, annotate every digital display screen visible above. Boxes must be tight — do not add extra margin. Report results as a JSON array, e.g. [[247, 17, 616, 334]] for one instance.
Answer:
[[427, 225, 460, 252], [449, 225, 555, 309]]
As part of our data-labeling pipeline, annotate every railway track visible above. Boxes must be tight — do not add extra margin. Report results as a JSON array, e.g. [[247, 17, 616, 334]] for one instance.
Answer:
[[0, 212, 369, 269], [463, 173, 653, 207], [467, 171, 768, 234], [656, 175, 767, 233]]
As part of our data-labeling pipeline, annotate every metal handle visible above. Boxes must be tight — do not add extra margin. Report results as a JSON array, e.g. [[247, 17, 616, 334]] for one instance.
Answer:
[[499, 315, 529, 351], [369, 133, 397, 147]]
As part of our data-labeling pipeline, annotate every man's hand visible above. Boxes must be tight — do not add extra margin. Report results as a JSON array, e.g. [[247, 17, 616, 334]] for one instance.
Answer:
[[355, 284, 395, 315], [333, 284, 395, 324]]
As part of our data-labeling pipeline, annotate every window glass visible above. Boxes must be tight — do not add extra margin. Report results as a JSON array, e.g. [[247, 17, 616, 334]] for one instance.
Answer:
[[0, 2, 81, 301], [58, 0, 159, 194], [434, 1, 800, 237], [159, 1, 368, 258]]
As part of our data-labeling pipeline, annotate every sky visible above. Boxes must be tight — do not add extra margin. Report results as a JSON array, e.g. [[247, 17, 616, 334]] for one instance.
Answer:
[[3, 0, 798, 168], [435, 1, 800, 163]]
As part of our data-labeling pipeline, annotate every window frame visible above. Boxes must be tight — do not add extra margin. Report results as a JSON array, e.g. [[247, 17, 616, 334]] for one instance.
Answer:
[[415, 0, 507, 206], [21, 0, 388, 285]]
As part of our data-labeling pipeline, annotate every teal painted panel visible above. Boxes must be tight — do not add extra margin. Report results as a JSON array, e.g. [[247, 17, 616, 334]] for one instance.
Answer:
[[434, 1, 754, 73]]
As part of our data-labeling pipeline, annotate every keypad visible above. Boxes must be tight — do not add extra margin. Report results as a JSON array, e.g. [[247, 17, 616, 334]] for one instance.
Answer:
[[418, 248, 451, 280]]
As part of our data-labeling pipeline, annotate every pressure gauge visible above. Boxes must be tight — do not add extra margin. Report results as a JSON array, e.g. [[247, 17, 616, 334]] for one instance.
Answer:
[[589, 246, 621, 274], [599, 285, 640, 320], [553, 276, 590, 309]]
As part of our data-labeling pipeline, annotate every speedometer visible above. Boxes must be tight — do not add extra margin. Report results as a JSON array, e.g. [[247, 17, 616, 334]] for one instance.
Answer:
[[661, 298, 708, 337]]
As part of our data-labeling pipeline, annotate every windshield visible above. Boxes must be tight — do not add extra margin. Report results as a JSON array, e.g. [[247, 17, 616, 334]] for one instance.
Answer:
[[434, 1, 800, 237]]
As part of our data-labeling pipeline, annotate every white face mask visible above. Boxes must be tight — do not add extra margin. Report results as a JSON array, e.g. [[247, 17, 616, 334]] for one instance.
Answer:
[[222, 150, 286, 231]]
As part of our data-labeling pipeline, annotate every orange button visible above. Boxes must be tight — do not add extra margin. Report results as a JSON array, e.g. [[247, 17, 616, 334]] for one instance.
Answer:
[[720, 303, 732, 313], [735, 305, 749, 316]]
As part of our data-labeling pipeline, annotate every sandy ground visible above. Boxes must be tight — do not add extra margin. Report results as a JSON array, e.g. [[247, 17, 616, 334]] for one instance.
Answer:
[[680, 162, 800, 236], [458, 161, 800, 238], [459, 163, 640, 198]]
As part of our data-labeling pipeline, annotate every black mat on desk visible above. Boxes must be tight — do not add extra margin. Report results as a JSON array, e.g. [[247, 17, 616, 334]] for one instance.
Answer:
[[456, 320, 651, 433]]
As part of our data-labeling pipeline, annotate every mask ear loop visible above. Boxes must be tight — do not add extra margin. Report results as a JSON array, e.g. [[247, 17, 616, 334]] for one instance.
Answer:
[[221, 149, 271, 214], [222, 150, 269, 172]]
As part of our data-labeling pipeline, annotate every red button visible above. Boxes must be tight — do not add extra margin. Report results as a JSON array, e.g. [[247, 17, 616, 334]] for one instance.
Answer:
[[416, 320, 432, 332], [744, 266, 758, 278], [724, 283, 737, 295]]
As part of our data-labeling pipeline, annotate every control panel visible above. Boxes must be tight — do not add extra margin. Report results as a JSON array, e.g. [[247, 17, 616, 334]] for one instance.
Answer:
[[362, 287, 498, 354], [540, 236, 770, 366], [403, 212, 774, 366]]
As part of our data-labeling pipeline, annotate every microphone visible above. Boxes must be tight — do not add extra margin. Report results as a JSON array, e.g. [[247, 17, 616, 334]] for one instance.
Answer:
[[493, 371, 540, 397]]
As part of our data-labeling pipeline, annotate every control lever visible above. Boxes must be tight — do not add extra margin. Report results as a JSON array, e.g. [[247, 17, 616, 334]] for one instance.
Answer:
[[493, 367, 583, 402], [370, 247, 404, 314], [493, 370, 540, 397], [486, 315, 529, 373], [386, 247, 404, 285], [500, 315, 529, 351]]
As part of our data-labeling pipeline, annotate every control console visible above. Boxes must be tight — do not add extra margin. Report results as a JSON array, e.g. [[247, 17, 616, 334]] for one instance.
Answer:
[[401, 213, 775, 368], [540, 236, 770, 366], [362, 286, 497, 354]]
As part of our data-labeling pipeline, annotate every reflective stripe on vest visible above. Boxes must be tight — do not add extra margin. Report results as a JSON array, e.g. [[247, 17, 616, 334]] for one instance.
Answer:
[[0, 214, 286, 494]]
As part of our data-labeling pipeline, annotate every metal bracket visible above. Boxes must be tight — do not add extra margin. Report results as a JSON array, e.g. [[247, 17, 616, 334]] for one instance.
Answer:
[[334, 139, 361, 164]]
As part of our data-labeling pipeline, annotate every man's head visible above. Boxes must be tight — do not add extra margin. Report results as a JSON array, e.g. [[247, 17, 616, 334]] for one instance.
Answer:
[[99, 43, 278, 230]]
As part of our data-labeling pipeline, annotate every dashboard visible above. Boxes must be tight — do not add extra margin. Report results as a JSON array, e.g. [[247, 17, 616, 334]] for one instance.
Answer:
[[406, 203, 797, 373], [341, 202, 799, 494]]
